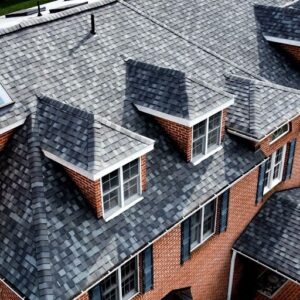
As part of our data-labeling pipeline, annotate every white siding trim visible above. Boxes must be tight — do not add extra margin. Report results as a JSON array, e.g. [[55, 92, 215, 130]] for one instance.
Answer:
[[264, 35, 300, 47], [135, 99, 234, 127]]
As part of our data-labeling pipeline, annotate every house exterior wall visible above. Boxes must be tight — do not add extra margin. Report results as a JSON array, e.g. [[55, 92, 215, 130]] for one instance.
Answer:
[[76, 123, 300, 300], [276, 43, 300, 65], [0, 129, 15, 152], [0, 280, 22, 300]]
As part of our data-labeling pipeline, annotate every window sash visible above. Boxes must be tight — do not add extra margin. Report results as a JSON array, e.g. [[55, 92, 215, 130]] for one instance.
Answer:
[[102, 159, 141, 215], [190, 199, 216, 250], [192, 112, 222, 159], [270, 124, 289, 143], [263, 146, 286, 194]]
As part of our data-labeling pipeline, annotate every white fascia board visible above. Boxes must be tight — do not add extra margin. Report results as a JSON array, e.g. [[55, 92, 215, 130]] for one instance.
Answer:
[[42, 143, 154, 181], [0, 118, 26, 135], [227, 128, 261, 143], [264, 35, 300, 47], [135, 99, 234, 127]]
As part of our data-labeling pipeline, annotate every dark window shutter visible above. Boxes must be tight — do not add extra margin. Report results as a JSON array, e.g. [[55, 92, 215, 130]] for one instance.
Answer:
[[143, 245, 153, 292], [256, 161, 266, 204], [284, 139, 296, 180], [219, 189, 230, 232], [89, 284, 102, 300], [181, 218, 191, 264]]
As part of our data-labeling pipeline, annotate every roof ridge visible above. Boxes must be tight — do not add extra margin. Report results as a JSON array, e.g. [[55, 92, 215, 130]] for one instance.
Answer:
[[119, 0, 265, 81], [26, 113, 54, 299], [0, 0, 116, 37], [87, 115, 96, 171], [226, 73, 300, 95]]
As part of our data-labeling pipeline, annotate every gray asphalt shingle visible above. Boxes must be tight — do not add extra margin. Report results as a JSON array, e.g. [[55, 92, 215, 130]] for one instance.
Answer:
[[234, 188, 300, 283]]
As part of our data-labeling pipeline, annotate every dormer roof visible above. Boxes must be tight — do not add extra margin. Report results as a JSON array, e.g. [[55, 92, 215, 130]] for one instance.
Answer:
[[128, 59, 234, 127], [255, 4, 300, 45], [38, 95, 154, 180], [226, 74, 300, 140]]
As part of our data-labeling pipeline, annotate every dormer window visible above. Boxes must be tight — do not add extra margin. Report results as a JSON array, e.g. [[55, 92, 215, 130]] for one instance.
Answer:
[[192, 112, 222, 163], [0, 83, 13, 108], [102, 158, 142, 220], [270, 124, 289, 144]]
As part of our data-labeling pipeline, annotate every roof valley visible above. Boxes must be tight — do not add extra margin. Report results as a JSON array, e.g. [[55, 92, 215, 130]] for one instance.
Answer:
[[27, 113, 54, 300]]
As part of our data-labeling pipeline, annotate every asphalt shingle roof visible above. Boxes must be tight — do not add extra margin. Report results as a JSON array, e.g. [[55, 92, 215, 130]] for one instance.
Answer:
[[126, 59, 233, 121], [225, 74, 300, 139], [38, 95, 153, 175], [255, 4, 300, 42], [234, 188, 300, 283], [0, 0, 299, 298]]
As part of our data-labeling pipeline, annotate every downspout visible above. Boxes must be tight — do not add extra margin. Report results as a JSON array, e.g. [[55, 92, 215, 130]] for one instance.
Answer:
[[227, 250, 237, 300]]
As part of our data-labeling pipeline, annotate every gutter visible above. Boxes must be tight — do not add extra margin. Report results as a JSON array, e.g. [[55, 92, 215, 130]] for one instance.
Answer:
[[73, 156, 268, 299]]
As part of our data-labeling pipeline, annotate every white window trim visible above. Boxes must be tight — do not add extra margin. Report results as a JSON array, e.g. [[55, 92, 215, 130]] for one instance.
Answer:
[[269, 124, 289, 145], [102, 158, 143, 222], [263, 145, 287, 195], [190, 198, 217, 252], [101, 256, 140, 300], [191, 111, 223, 165]]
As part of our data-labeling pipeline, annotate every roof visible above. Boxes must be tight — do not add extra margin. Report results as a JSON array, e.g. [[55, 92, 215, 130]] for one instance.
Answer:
[[38, 95, 154, 177], [255, 4, 300, 42], [126, 59, 234, 122], [0, 0, 298, 298], [234, 188, 300, 283], [225, 74, 300, 139]]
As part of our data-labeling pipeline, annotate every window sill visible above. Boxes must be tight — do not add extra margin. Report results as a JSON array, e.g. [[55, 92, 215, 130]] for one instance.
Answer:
[[124, 290, 140, 300], [191, 145, 223, 166], [103, 195, 143, 222], [190, 231, 215, 253], [263, 179, 281, 195]]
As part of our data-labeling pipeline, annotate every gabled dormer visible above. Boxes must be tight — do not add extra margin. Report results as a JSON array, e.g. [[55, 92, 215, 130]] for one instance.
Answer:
[[126, 59, 234, 164], [255, 4, 300, 64], [37, 95, 154, 221]]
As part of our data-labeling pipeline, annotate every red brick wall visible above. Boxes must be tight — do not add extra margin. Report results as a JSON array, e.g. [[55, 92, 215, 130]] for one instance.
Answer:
[[0, 129, 15, 152], [65, 167, 103, 219], [77, 292, 89, 300], [276, 43, 300, 65], [141, 155, 147, 192], [155, 117, 193, 162], [254, 281, 300, 300], [0, 280, 22, 300], [221, 109, 227, 141]]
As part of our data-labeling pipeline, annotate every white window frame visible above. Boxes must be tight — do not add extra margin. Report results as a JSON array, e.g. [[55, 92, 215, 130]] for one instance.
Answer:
[[190, 198, 217, 252], [191, 111, 223, 165], [263, 145, 287, 195], [98, 256, 140, 300], [101, 158, 143, 221], [270, 123, 289, 144]]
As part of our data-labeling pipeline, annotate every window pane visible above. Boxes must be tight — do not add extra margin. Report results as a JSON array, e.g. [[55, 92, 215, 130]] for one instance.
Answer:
[[193, 120, 206, 140], [101, 272, 119, 300], [190, 210, 201, 248], [193, 136, 205, 156], [124, 177, 139, 201], [121, 258, 137, 298], [209, 112, 221, 130], [103, 170, 119, 193], [203, 201, 215, 239], [103, 189, 120, 211], [271, 124, 288, 141], [123, 159, 139, 181], [207, 128, 220, 150]]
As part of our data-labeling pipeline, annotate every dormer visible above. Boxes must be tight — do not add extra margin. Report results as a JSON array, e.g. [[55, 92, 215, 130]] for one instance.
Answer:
[[0, 83, 25, 151], [37, 95, 154, 221], [126, 59, 234, 164], [255, 4, 300, 64], [225, 74, 300, 154]]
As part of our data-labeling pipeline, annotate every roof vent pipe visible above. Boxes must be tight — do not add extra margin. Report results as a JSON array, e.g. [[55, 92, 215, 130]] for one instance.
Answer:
[[37, 1, 42, 17], [90, 14, 95, 35]]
